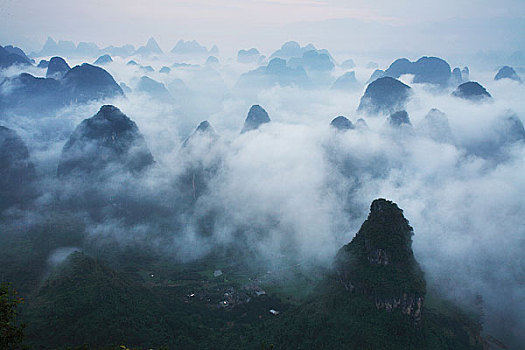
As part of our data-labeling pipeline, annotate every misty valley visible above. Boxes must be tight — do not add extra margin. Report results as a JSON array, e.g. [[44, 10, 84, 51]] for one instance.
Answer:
[[1, 37, 524, 350]]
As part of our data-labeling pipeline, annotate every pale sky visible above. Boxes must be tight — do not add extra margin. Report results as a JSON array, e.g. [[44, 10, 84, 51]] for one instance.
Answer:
[[1, 0, 524, 57]]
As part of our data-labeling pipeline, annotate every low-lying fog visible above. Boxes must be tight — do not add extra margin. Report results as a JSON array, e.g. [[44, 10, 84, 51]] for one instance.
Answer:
[[1, 45, 524, 345]]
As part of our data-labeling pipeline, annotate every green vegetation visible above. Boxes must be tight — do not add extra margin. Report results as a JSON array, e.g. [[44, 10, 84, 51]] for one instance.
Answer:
[[0, 283, 25, 349], [335, 199, 426, 298], [0, 199, 488, 349]]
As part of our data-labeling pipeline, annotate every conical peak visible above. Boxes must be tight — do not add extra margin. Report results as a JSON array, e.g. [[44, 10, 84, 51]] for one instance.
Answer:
[[95, 105, 127, 121], [195, 120, 214, 133], [241, 105, 271, 133]]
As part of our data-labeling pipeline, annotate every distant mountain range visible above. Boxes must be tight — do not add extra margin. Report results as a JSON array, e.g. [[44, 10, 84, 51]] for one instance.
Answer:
[[31, 37, 219, 58]]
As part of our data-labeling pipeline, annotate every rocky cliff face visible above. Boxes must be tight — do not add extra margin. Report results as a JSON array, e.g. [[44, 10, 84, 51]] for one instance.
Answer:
[[334, 199, 426, 321]]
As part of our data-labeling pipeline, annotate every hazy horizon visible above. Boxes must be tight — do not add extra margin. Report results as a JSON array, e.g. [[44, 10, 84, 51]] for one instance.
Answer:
[[2, 1, 525, 348], [2, 0, 525, 61]]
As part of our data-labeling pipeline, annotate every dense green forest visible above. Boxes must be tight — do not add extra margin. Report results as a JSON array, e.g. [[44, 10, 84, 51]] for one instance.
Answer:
[[0, 199, 494, 349]]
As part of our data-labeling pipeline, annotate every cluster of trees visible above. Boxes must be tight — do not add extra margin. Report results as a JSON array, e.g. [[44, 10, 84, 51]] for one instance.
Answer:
[[0, 283, 25, 349]]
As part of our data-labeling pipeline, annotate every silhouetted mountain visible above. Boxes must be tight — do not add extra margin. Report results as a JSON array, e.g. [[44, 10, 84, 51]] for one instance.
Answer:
[[384, 58, 412, 78], [159, 66, 171, 74], [46, 56, 71, 79], [463, 112, 525, 159], [171, 40, 208, 55], [335, 199, 425, 320], [0, 73, 61, 114], [182, 121, 217, 148], [37, 60, 49, 68], [57, 105, 153, 177], [140, 65, 154, 73], [367, 69, 385, 83], [61, 63, 124, 103], [37, 37, 75, 56], [495, 113, 525, 145], [356, 118, 368, 129], [36, 37, 102, 57], [237, 57, 311, 89], [358, 77, 412, 115], [120, 82, 132, 94], [288, 50, 334, 72], [136, 76, 173, 102], [494, 66, 522, 82], [238, 48, 261, 63], [260, 198, 486, 349], [135, 38, 163, 56], [330, 116, 354, 131], [37, 37, 58, 56], [270, 41, 316, 60], [331, 71, 359, 90], [384, 56, 451, 87], [94, 54, 113, 65], [171, 62, 198, 69], [3, 62, 120, 109], [451, 67, 463, 85], [0, 45, 32, 68], [180, 121, 220, 201], [0, 126, 37, 212], [76, 41, 100, 57], [168, 78, 189, 96], [461, 67, 470, 81], [452, 82, 491, 101], [209, 45, 219, 56], [241, 105, 271, 133], [102, 44, 135, 57], [206, 56, 219, 67], [341, 58, 355, 69], [418, 108, 454, 143], [388, 110, 411, 127], [3, 45, 32, 62]]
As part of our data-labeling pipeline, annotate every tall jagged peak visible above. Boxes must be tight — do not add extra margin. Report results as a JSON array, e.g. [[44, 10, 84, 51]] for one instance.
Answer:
[[135, 37, 163, 56], [195, 120, 214, 134], [335, 198, 425, 320], [241, 105, 271, 133], [182, 120, 218, 148], [146, 37, 162, 52], [57, 105, 153, 177]]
